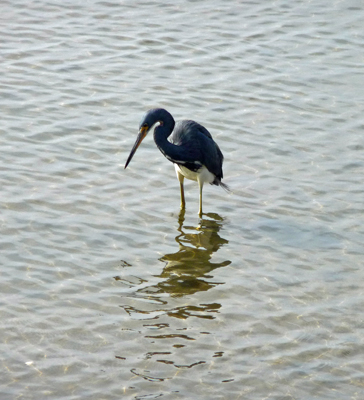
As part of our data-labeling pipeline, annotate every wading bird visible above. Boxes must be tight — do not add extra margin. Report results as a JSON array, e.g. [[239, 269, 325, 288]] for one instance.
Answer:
[[125, 108, 228, 216]]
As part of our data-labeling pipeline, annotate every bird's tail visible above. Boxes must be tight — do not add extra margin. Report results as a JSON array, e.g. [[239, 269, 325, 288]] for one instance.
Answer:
[[212, 178, 231, 192], [219, 181, 231, 192]]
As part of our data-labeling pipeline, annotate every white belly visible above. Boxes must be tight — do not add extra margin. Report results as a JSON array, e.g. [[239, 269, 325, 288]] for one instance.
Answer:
[[174, 164, 215, 185]]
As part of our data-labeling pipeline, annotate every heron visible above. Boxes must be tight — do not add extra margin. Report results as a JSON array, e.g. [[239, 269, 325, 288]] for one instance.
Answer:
[[125, 108, 228, 216]]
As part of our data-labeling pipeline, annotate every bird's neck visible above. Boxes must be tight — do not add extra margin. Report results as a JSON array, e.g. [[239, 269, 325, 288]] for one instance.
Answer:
[[154, 110, 175, 138], [152, 109, 174, 144], [153, 123, 175, 148], [153, 116, 184, 162]]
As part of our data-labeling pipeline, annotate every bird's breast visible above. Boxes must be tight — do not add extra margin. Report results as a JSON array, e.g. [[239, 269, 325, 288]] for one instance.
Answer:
[[174, 164, 215, 185]]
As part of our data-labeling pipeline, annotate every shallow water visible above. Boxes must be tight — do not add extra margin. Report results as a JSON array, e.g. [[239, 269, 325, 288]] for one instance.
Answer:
[[1, 0, 364, 399]]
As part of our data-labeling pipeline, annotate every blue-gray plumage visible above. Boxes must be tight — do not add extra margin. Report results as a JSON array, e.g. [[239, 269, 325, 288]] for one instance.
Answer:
[[125, 108, 228, 216]]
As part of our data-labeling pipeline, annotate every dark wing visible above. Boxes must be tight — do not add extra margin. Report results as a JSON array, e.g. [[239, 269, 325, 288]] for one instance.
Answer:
[[170, 120, 224, 180]]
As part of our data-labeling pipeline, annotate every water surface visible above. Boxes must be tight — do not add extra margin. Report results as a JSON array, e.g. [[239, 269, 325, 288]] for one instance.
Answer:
[[1, 1, 364, 399]]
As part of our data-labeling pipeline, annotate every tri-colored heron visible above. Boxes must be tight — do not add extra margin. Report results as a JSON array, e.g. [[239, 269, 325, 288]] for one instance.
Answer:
[[125, 108, 228, 216]]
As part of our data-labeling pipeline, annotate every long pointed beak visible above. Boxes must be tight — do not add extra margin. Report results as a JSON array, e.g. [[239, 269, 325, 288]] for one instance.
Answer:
[[124, 127, 148, 169]]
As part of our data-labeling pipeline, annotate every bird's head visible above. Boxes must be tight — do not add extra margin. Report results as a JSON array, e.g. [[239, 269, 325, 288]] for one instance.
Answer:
[[124, 109, 167, 169]]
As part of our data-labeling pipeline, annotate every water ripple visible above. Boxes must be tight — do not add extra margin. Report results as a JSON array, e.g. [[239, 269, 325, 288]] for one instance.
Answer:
[[1, 0, 364, 399]]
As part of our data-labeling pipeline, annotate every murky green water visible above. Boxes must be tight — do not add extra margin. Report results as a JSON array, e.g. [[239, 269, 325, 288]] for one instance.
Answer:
[[1, 1, 364, 399]]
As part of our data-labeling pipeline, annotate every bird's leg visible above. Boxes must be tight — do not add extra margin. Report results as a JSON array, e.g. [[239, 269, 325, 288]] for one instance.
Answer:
[[177, 172, 185, 210], [198, 181, 203, 217]]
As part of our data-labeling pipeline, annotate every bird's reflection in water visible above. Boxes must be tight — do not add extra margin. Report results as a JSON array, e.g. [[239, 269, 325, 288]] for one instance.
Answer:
[[140, 210, 231, 301]]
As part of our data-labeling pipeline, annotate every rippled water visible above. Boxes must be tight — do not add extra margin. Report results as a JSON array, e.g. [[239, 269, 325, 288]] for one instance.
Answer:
[[1, 0, 364, 399]]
